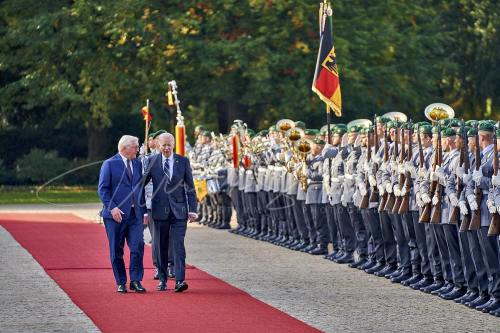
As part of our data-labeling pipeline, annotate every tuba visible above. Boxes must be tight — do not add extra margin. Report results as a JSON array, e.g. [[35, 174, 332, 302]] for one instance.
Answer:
[[286, 127, 304, 143], [295, 138, 313, 191], [424, 103, 455, 123], [276, 119, 295, 133], [382, 111, 408, 123]]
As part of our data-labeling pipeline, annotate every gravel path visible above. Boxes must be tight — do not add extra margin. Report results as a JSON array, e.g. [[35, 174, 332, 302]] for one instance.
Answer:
[[185, 226, 500, 333], [0, 226, 100, 333]]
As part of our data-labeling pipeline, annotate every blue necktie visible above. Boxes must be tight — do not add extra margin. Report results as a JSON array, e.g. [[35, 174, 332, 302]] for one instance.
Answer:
[[163, 158, 171, 183]]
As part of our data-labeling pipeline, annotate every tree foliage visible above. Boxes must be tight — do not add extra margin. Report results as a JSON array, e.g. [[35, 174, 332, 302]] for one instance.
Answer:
[[0, 0, 498, 163]]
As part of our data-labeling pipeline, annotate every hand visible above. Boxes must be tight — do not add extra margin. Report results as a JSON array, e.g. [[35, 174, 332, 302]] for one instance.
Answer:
[[459, 201, 468, 216], [418, 167, 427, 179], [416, 193, 423, 208], [359, 184, 367, 196], [385, 183, 393, 193], [467, 194, 478, 211], [188, 212, 198, 223], [394, 186, 401, 197], [369, 175, 377, 187], [398, 164, 405, 175], [404, 161, 414, 173], [390, 161, 398, 172], [462, 173, 472, 184], [378, 185, 385, 196], [400, 186, 407, 196], [432, 195, 439, 206], [363, 161, 370, 173], [143, 214, 149, 225], [487, 200, 497, 214], [421, 193, 431, 204], [449, 193, 459, 207], [430, 171, 439, 181], [456, 166, 465, 179], [492, 174, 500, 187], [435, 167, 445, 181], [472, 168, 483, 184], [111, 207, 124, 223]]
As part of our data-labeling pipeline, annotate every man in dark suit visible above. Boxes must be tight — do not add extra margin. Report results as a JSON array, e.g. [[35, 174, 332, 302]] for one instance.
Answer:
[[98, 135, 148, 293], [144, 132, 198, 292]]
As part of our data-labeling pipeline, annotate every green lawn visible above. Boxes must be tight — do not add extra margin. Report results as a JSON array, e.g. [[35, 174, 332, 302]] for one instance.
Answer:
[[0, 186, 100, 205]]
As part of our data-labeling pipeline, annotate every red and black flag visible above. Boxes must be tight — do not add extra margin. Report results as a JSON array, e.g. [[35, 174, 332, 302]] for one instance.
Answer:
[[312, 1, 342, 117], [141, 105, 152, 122]]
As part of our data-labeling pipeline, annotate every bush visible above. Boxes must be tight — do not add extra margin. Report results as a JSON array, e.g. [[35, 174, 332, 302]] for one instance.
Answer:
[[15, 149, 69, 185], [0, 159, 12, 184]]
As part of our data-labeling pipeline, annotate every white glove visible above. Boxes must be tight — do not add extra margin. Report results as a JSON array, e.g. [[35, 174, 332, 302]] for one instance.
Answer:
[[380, 163, 387, 172], [462, 173, 472, 184], [398, 164, 405, 174], [378, 185, 385, 196], [369, 175, 377, 187], [459, 201, 468, 216], [467, 194, 478, 211], [331, 177, 340, 184], [363, 161, 370, 173], [359, 184, 368, 197], [400, 185, 407, 196], [449, 193, 459, 207], [487, 200, 497, 214], [390, 161, 398, 172], [416, 196, 424, 208], [435, 167, 445, 181], [385, 183, 393, 193], [418, 167, 427, 179], [421, 193, 431, 204], [472, 168, 483, 184], [456, 166, 465, 179], [492, 174, 500, 187], [404, 161, 414, 173], [432, 195, 439, 206], [394, 186, 401, 197]]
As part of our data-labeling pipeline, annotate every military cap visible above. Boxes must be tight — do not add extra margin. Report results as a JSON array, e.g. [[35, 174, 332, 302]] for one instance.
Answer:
[[201, 130, 211, 137], [467, 128, 477, 137], [448, 119, 461, 128], [431, 126, 440, 134], [441, 127, 456, 138], [366, 126, 375, 133], [334, 126, 347, 135], [387, 121, 398, 129], [440, 119, 452, 126], [335, 123, 347, 129], [194, 125, 205, 131], [465, 120, 477, 127], [246, 129, 256, 137], [496, 128, 500, 137], [258, 129, 269, 136], [304, 129, 319, 136], [478, 121, 495, 133], [153, 129, 166, 139], [148, 131, 156, 138], [269, 125, 278, 133], [313, 138, 326, 145], [348, 125, 360, 133], [295, 121, 306, 129], [419, 125, 432, 135], [376, 116, 391, 124]]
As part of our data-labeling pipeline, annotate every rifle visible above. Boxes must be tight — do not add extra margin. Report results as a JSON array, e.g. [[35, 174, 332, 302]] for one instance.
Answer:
[[384, 123, 398, 211], [378, 125, 389, 212], [449, 121, 465, 224], [393, 125, 406, 213], [359, 129, 371, 209], [488, 124, 500, 236], [469, 123, 482, 230], [399, 121, 413, 214], [369, 115, 380, 203], [459, 122, 473, 232], [430, 124, 443, 224], [420, 127, 439, 223]]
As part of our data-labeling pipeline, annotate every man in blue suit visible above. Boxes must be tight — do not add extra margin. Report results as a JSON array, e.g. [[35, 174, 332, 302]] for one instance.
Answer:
[[144, 132, 198, 292], [98, 135, 148, 293]]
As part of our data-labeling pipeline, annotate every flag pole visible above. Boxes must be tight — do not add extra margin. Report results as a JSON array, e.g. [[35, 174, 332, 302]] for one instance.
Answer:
[[144, 99, 150, 155]]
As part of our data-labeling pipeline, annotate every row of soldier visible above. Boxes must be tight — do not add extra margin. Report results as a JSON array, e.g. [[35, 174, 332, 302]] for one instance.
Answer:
[[189, 111, 500, 317]]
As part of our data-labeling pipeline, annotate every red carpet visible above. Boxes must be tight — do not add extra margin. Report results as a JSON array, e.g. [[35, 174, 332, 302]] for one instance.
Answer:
[[0, 213, 320, 333]]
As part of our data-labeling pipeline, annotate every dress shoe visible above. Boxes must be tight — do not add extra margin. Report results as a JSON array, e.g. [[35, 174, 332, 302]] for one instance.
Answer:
[[117, 284, 127, 293], [431, 282, 453, 296], [331, 251, 345, 261], [174, 281, 189, 293], [309, 246, 328, 255], [385, 268, 403, 279], [348, 259, 367, 269], [157, 281, 167, 291], [391, 273, 411, 284], [359, 260, 376, 271], [482, 298, 500, 313], [153, 268, 159, 280], [466, 294, 490, 308], [374, 265, 397, 277], [167, 265, 175, 278], [475, 298, 496, 312], [301, 244, 316, 253], [440, 287, 467, 301], [335, 253, 354, 264], [490, 305, 500, 317], [365, 262, 385, 274], [421, 280, 444, 293], [410, 277, 433, 290], [460, 290, 480, 304], [454, 290, 475, 303], [293, 242, 309, 251], [130, 281, 146, 293], [401, 274, 422, 287]]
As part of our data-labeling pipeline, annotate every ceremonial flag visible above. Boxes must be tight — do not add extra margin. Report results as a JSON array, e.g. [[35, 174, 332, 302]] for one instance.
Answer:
[[141, 105, 152, 122], [312, 1, 342, 117]]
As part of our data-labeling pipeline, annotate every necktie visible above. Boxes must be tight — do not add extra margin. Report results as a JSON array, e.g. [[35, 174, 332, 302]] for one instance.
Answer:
[[163, 158, 171, 183], [126, 159, 133, 180]]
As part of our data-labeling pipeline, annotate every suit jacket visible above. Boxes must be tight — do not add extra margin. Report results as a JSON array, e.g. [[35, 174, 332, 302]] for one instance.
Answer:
[[98, 154, 146, 219], [143, 153, 197, 221]]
